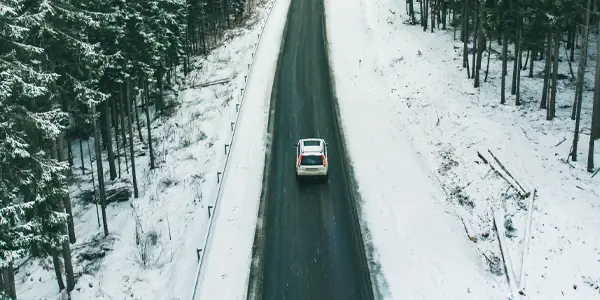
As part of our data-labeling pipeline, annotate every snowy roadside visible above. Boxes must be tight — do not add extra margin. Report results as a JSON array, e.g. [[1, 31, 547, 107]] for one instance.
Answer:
[[193, 0, 290, 298], [15, 3, 277, 300], [326, 0, 600, 299], [325, 0, 506, 299]]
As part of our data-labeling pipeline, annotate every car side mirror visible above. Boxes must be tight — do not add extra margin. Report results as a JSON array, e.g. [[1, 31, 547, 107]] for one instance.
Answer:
[[294, 144, 298, 147]]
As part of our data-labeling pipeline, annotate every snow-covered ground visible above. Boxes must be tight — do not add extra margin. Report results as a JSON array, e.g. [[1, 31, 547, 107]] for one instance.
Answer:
[[14, 2, 278, 299], [325, 0, 600, 299], [193, 0, 290, 298]]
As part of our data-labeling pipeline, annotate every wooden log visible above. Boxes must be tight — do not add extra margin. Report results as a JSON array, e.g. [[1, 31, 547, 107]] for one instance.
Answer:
[[487, 149, 530, 198]]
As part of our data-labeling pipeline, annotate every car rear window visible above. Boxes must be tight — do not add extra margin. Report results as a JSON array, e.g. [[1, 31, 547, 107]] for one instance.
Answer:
[[303, 140, 320, 147], [301, 155, 323, 166]]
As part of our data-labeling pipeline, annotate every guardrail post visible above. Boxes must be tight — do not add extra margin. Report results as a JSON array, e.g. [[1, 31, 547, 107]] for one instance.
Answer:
[[217, 171, 222, 183], [236, 103, 240, 112], [224, 144, 229, 154], [208, 205, 214, 218], [244, 75, 247, 82], [196, 248, 202, 261], [241, 88, 244, 96], [248, 64, 250, 69], [230, 122, 235, 131]]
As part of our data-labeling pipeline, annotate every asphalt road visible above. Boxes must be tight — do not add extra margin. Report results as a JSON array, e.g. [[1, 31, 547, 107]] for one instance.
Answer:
[[255, 0, 375, 298]]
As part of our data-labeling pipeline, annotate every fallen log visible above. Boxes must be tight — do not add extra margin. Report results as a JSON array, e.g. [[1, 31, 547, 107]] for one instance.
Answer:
[[493, 210, 521, 300], [186, 77, 230, 90], [487, 150, 530, 198], [518, 189, 537, 295], [477, 151, 526, 198], [105, 186, 131, 204]]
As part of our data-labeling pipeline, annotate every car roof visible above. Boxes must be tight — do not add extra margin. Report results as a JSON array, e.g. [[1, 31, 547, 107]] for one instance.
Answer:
[[299, 138, 325, 154]]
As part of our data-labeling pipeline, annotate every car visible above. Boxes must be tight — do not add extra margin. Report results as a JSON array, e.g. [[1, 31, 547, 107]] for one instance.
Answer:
[[295, 138, 328, 179]]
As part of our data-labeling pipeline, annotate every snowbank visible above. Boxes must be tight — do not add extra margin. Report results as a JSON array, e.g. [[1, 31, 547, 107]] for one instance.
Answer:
[[15, 2, 279, 299], [193, 0, 291, 298], [324, 0, 506, 298], [326, 0, 600, 298]]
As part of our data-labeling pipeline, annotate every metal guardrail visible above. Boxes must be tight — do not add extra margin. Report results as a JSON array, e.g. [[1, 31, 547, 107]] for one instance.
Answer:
[[189, 0, 279, 298]]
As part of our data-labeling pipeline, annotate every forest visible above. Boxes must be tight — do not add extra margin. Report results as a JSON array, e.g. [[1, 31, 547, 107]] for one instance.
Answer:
[[406, 0, 600, 171], [0, 0, 248, 297], [2, 0, 600, 298]]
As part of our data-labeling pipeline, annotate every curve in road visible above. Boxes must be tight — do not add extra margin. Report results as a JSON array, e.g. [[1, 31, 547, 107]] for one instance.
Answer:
[[248, 0, 375, 299]]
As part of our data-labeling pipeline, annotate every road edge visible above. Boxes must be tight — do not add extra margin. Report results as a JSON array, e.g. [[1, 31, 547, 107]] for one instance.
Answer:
[[321, 2, 383, 299], [245, 5, 293, 300]]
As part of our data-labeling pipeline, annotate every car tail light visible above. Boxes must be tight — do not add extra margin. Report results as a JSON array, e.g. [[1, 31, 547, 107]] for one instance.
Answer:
[[298, 154, 303, 167], [322, 154, 327, 166]]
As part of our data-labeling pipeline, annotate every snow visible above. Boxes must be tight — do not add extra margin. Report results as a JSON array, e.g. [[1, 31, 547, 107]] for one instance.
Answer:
[[193, 0, 290, 298], [15, 2, 280, 299], [325, 0, 600, 299]]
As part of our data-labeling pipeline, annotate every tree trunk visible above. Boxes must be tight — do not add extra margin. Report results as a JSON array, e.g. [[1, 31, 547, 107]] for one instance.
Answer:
[[2, 265, 16, 299], [144, 79, 156, 169], [484, 39, 492, 82], [515, 26, 523, 105], [119, 83, 129, 174], [471, 0, 477, 78], [522, 50, 530, 70], [430, 0, 435, 32], [511, 34, 520, 95], [570, 26, 576, 62], [462, 0, 469, 76], [573, 5, 591, 120], [541, 32, 552, 109], [156, 68, 165, 113], [548, 31, 560, 120], [99, 102, 109, 151], [93, 105, 110, 236], [408, 0, 415, 23], [52, 252, 65, 291], [112, 95, 122, 178], [67, 140, 74, 170], [134, 87, 145, 143], [126, 80, 140, 198], [441, 0, 447, 29], [528, 48, 535, 78], [57, 134, 76, 243], [61, 237, 75, 292], [102, 100, 117, 180], [87, 138, 101, 228], [78, 131, 85, 174], [572, 3, 590, 159], [501, 29, 508, 104], [53, 135, 76, 293], [423, 0, 429, 31], [588, 26, 600, 171]]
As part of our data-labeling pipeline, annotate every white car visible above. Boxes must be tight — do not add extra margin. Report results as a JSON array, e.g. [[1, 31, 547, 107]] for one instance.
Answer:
[[295, 138, 329, 178]]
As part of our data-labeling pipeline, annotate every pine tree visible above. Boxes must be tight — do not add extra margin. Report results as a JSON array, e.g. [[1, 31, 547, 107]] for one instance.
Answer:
[[1, 2, 68, 296]]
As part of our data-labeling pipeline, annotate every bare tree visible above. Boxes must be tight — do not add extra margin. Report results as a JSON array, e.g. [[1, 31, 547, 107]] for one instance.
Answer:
[[572, 0, 591, 121], [144, 76, 156, 169], [119, 83, 130, 175], [548, 31, 559, 120], [541, 32, 552, 109], [126, 80, 139, 198], [92, 104, 109, 236], [134, 85, 145, 143], [102, 100, 117, 180], [58, 134, 76, 243], [588, 26, 600, 171]]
